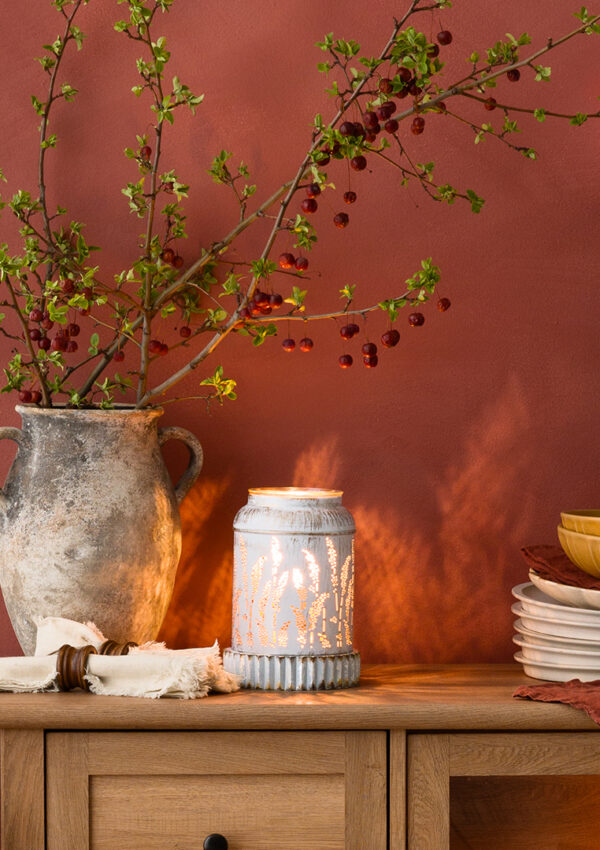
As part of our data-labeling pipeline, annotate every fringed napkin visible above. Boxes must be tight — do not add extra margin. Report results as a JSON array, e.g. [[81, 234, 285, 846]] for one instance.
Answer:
[[521, 545, 600, 590], [514, 679, 600, 726], [0, 617, 240, 699]]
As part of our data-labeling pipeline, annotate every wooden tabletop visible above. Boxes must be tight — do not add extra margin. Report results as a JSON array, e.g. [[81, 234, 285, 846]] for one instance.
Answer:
[[0, 664, 596, 730]]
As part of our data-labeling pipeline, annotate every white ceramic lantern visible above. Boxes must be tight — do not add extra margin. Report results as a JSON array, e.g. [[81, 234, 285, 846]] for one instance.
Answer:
[[223, 488, 360, 690]]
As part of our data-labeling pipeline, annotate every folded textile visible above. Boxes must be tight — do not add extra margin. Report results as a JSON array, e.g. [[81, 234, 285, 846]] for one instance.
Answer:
[[521, 544, 600, 590], [0, 617, 240, 699], [514, 679, 600, 726]]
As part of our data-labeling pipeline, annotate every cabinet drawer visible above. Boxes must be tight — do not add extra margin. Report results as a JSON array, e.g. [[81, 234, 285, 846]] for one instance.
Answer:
[[46, 730, 386, 850]]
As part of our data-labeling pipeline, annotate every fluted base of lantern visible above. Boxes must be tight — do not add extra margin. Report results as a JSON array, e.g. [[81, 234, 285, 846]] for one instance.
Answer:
[[223, 648, 361, 690]]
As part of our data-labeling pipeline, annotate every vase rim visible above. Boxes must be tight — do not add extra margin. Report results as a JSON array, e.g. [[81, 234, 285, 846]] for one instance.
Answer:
[[15, 404, 163, 418], [248, 487, 343, 499]]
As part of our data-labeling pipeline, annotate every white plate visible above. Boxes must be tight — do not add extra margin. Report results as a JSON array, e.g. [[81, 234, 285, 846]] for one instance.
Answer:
[[529, 570, 600, 611], [512, 582, 600, 621], [512, 603, 600, 641], [514, 651, 600, 682], [513, 635, 600, 665], [514, 618, 600, 650]]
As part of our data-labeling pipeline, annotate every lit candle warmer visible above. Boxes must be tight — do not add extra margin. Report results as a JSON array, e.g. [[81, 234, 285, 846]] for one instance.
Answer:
[[223, 488, 360, 690]]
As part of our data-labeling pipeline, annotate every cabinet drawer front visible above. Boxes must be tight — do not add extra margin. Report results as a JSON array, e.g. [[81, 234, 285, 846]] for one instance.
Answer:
[[46, 730, 386, 850]]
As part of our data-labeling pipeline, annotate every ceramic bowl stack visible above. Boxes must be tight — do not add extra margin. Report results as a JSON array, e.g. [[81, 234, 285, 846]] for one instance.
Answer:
[[557, 510, 600, 578]]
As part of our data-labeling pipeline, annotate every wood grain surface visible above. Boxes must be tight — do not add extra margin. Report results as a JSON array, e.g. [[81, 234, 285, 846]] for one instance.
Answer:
[[0, 729, 44, 850], [0, 665, 596, 730]]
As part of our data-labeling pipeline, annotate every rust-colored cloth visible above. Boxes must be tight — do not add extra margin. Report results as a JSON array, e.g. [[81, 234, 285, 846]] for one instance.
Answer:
[[521, 544, 600, 590], [514, 679, 600, 726]]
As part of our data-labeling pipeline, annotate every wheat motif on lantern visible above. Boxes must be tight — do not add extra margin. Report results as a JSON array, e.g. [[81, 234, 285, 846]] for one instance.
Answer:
[[224, 488, 360, 690]]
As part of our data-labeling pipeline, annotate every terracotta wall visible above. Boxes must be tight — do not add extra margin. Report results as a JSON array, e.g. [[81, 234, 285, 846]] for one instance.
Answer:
[[0, 0, 597, 661]]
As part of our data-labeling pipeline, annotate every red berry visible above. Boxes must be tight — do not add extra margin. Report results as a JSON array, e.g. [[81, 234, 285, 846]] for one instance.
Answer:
[[348, 322, 360, 336], [18, 390, 32, 403], [41, 318, 54, 331], [295, 257, 309, 272], [339, 121, 355, 137], [340, 325, 355, 340], [362, 342, 377, 356], [66, 340, 78, 353], [363, 354, 379, 368], [239, 307, 252, 319], [83, 287, 93, 301], [173, 255, 184, 269], [148, 339, 163, 354], [364, 131, 377, 143], [350, 156, 367, 172], [140, 145, 152, 160], [161, 248, 175, 264], [377, 106, 392, 122], [306, 182, 321, 198], [269, 293, 283, 308], [381, 329, 400, 348], [29, 328, 42, 341], [364, 111, 378, 128], [398, 67, 412, 83], [484, 97, 497, 111], [56, 328, 68, 339], [411, 116, 425, 135], [50, 337, 67, 352], [67, 323, 80, 337], [408, 81, 423, 97], [179, 326, 192, 338], [507, 68, 520, 82], [38, 337, 50, 351], [29, 308, 43, 323], [253, 290, 269, 306], [61, 279, 75, 295], [317, 151, 330, 167], [427, 44, 440, 58], [334, 212, 349, 228], [353, 122, 365, 137], [385, 119, 399, 134], [379, 78, 393, 94], [435, 101, 447, 113], [282, 338, 295, 352], [395, 87, 410, 100], [408, 312, 425, 327], [260, 303, 272, 315], [299, 337, 314, 352], [113, 349, 125, 362], [250, 303, 263, 317], [339, 354, 353, 369], [79, 307, 90, 316], [301, 198, 318, 214], [30, 391, 42, 404], [343, 191, 357, 204], [437, 30, 453, 45], [279, 252, 296, 269], [437, 297, 451, 312], [159, 343, 169, 356]]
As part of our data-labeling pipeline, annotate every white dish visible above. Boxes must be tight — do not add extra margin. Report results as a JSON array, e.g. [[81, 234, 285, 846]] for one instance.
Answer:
[[511, 603, 600, 641], [513, 635, 600, 666], [512, 582, 600, 622], [514, 651, 600, 682], [529, 570, 600, 611], [514, 618, 600, 650]]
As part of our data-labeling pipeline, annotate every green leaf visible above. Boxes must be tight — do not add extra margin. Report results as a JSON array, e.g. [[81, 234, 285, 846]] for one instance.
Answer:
[[570, 112, 588, 125], [88, 333, 99, 355], [466, 189, 485, 213], [534, 108, 546, 122]]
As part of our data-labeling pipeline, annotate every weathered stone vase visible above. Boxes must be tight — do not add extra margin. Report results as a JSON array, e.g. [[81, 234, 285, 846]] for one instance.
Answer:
[[0, 405, 203, 655]]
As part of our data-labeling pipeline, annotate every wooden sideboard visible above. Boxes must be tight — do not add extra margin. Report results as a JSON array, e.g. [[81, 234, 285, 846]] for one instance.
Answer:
[[1, 664, 599, 849]]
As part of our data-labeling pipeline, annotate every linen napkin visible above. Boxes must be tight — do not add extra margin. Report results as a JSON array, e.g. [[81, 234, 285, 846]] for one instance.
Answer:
[[514, 679, 600, 726], [0, 617, 240, 699], [521, 545, 600, 590]]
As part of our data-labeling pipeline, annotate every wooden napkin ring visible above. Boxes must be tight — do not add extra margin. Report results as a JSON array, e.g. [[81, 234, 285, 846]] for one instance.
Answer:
[[98, 639, 138, 656], [56, 644, 97, 692]]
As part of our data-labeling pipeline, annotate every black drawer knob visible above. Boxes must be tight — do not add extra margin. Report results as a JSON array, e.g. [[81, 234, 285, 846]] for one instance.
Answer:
[[203, 834, 228, 850]]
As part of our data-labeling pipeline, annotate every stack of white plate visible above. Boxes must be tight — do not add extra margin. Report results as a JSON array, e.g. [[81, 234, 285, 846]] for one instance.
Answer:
[[512, 577, 600, 681]]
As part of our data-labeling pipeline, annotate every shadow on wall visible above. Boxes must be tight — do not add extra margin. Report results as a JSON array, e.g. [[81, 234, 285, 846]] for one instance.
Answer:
[[161, 377, 537, 661]]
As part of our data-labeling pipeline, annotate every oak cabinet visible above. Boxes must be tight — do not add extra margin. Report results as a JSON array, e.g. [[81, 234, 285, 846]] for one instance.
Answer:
[[1, 665, 599, 849]]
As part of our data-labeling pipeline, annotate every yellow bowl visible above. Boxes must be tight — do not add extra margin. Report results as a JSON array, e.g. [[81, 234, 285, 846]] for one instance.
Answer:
[[557, 524, 600, 579], [561, 510, 600, 536]]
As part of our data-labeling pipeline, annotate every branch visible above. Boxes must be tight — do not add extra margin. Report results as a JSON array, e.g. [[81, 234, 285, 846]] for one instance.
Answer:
[[460, 90, 600, 120]]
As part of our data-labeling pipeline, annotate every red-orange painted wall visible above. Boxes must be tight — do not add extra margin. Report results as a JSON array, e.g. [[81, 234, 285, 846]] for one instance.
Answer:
[[0, 1, 597, 661]]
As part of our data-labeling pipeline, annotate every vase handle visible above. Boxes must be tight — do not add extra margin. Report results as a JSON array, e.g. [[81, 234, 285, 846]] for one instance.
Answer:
[[158, 426, 204, 505], [0, 426, 25, 512]]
